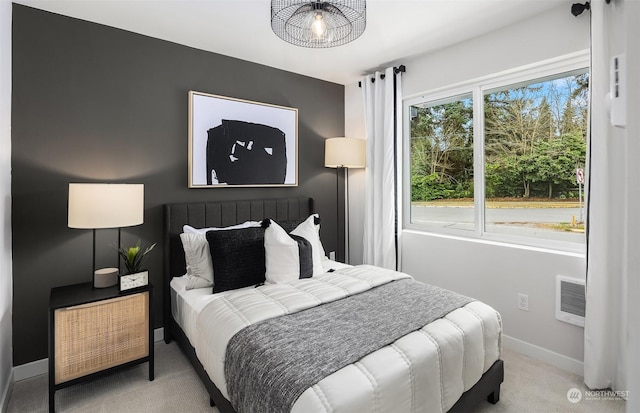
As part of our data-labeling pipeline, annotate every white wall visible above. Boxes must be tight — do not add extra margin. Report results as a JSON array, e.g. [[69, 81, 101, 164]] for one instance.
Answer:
[[401, 5, 589, 98], [344, 82, 365, 265], [345, 3, 591, 372], [0, 0, 12, 410], [403, 233, 585, 369]]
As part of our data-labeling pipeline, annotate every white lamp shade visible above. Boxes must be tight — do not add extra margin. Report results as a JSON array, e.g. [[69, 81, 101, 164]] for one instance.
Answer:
[[324, 137, 366, 168], [68, 183, 144, 229]]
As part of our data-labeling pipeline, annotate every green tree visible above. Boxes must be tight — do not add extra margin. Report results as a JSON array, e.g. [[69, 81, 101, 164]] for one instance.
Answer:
[[485, 85, 552, 197], [411, 71, 588, 202], [528, 132, 586, 198], [410, 98, 473, 201]]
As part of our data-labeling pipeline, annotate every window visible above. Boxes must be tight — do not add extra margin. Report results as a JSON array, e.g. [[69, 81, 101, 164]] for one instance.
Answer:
[[409, 94, 474, 231], [405, 56, 589, 250]]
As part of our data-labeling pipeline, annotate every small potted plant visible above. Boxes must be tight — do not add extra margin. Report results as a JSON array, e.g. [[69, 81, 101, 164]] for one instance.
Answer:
[[114, 241, 156, 291]]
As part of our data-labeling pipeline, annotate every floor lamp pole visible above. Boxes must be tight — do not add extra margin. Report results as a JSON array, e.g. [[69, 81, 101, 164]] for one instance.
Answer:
[[336, 167, 341, 262], [337, 166, 353, 264], [345, 168, 350, 264]]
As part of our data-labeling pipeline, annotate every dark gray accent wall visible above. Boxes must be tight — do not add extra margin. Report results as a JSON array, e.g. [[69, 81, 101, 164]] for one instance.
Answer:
[[11, 4, 345, 365]]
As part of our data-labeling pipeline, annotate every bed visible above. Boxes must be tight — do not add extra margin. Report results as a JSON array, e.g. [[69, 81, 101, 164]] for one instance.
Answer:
[[163, 198, 504, 413]]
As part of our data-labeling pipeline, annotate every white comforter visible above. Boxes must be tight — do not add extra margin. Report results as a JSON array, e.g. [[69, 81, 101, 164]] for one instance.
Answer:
[[193, 265, 502, 413]]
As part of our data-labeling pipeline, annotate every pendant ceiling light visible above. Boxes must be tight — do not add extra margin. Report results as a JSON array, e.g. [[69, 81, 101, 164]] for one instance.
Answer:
[[271, 1, 366, 48]]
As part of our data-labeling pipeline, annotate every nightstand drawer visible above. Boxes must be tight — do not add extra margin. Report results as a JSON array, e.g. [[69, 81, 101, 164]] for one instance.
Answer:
[[54, 291, 149, 384]]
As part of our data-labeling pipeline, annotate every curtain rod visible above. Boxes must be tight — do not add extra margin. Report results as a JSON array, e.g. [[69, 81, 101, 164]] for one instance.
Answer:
[[358, 65, 406, 88]]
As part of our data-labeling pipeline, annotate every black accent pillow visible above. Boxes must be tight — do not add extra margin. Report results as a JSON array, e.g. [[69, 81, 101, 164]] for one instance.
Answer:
[[206, 227, 266, 293], [289, 234, 313, 279], [277, 219, 305, 232]]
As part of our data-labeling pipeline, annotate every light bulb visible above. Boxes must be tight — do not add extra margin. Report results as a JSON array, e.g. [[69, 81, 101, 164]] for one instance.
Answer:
[[311, 12, 326, 38]]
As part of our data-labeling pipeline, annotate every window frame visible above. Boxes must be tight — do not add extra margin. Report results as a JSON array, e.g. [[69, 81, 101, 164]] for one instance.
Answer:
[[403, 51, 590, 253]]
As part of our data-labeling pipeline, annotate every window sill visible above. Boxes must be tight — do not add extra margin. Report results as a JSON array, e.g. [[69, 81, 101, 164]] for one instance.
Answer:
[[402, 227, 586, 258]]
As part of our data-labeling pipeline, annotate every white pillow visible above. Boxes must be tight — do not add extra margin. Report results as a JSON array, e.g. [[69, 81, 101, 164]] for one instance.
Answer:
[[264, 220, 314, 284], [180, 221, 261, 290], [183, 221, 261, 234], [291, 214, 325, 276], [316, 221, 327, 261], [180, 233, 213, 290]]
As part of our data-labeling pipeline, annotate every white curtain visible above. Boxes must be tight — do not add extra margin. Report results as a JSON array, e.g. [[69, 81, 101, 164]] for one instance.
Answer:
[[624, 1, 640, 409], [583, 0, 628, 393], [361, 67, 401, 270]]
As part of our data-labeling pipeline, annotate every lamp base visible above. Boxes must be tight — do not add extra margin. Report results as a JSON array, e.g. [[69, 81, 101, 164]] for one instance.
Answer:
[[94, 267, 119, 288]]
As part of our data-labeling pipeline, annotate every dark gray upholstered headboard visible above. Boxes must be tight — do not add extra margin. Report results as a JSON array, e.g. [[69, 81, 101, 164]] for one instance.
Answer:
[[163, 198, 314, 324]]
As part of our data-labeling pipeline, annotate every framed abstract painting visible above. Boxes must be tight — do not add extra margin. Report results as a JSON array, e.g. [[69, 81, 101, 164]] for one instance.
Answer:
[[188, 91, 298, 188]]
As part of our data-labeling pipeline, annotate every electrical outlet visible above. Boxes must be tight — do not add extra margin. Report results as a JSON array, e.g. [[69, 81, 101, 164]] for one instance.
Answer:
[[518, 293, 529, 311], [329, 251, 336, 260]]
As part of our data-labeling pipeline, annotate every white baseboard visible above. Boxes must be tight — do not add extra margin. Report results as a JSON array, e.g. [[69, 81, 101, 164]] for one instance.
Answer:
[[13, 358, 46, 382], [1, 369, 13, 413], [12, 328, 165, 383], [11, 329, 582, 383], [503, 334, 584, 377], [154, 327, 164, 343]]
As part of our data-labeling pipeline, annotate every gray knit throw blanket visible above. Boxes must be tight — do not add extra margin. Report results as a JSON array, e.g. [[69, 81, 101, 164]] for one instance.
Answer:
[[224, 277, 474, 413]]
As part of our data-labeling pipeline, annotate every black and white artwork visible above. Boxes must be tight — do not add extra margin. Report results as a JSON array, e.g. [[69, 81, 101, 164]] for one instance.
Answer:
[[189, 91, 298, 187]]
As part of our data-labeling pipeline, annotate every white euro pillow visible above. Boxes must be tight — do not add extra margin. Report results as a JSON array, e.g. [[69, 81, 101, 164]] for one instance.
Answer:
[[183, 221, 261, 234], [180, 233, 213, 289], [264, 219, 314, 284]]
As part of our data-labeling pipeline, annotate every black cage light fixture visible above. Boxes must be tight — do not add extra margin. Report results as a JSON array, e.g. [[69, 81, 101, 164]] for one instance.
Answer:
[[271, 1, 366, 48]]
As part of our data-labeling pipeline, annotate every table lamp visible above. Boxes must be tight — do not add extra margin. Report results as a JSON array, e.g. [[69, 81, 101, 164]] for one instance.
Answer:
[[68, 183, 144, 288]]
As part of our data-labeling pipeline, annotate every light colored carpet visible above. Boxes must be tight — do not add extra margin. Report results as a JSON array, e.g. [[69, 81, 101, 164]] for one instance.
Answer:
[[8, 342, 219, 413], [471, 349, 625, 413], [7, 343, 626, 413]]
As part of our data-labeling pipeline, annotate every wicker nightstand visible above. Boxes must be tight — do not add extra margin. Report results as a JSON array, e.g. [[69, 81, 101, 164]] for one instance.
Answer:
[[48, 282, 154, 413]]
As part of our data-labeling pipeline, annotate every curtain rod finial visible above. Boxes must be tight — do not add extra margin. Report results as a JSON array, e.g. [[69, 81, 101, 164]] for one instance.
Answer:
[[571, 2, 590, 17]]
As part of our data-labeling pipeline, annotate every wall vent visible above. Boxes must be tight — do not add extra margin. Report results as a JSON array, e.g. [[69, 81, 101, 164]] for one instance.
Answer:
[[556, 275, 586, 327]]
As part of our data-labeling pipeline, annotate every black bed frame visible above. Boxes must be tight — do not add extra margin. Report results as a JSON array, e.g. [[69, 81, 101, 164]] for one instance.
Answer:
[[163, 198, 503, 413]]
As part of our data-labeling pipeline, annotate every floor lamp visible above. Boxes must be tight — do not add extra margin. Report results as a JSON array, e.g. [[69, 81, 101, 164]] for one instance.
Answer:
[[68, 183, 144, 288], [325, 137, 366, 263]]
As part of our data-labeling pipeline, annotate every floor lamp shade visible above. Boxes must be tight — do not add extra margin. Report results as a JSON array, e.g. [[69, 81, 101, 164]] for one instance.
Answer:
[[68, 183, 144, 229], [324, 137, 366, 168]]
